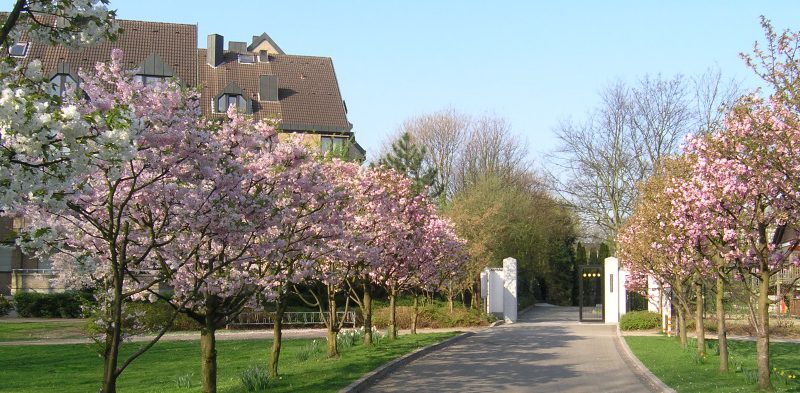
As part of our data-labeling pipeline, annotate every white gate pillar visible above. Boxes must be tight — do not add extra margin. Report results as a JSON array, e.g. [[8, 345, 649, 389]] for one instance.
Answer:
[[604, 257, 627, 324], [502, 257, 517, 323]]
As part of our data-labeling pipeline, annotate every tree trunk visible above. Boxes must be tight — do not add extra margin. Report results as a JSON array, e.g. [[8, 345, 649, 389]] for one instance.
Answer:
[[362, 284, 373, 347], [101, 268, 124, 393], [677, 305, 688, 349], [411, 294, 419, 335], [388, 289, 397, 340], [326, 285, 339, 358], [716, 276, 728, 373], [694, 279, 706, 356], [756, 269, 772, 390], [200, 324, 217, 393], [269, 297, 288, 378], [447, 293, 454, 314]]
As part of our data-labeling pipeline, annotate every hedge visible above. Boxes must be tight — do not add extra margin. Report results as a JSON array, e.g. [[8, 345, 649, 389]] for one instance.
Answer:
[[619, 310, 661, 330], [13, 291, 93, 318], [0, 296, 12, 316]]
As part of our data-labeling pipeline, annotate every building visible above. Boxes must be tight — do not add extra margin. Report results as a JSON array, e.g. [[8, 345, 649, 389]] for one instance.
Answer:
[[0, 18, 363, 295]]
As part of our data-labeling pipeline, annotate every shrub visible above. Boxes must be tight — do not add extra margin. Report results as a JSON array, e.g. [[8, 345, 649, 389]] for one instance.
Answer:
[[13, 291, 92, 318], [0, 296, 12, 316], [239, 365, 270, 391], [124, 300, 199, 332], [619, 311, 661, 330]]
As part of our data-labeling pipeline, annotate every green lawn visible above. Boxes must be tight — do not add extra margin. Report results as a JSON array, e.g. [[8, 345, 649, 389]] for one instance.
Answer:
[[0, 332, 457, 392], [625, 336, 800, 392], [0, 320, 87, 342]]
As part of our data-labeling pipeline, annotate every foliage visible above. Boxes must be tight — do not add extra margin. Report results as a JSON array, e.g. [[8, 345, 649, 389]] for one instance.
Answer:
[[12, 291, 91, 318], [239, 365, 271, 391], [377, 131, 441, 198], [372, 302, 492, 329], [295, 339, 323, 362], [0, 334, 458, 393], [173, 373, 194, 389], [619, 311, 661, 331], [445, 173, 578, 305], [0, 295, 12, 316], [121, 301, 200, 332]]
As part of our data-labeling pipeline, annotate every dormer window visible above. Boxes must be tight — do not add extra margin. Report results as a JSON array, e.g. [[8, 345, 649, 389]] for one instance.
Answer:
[[214, 81, 252, 114], [48, 73, 77, 97], [135, 54, 176, 87], [47, 63, 79, 97], [8, 42, 29, 57], [217, 93, 247, 112], [133, 74, 166, 86], [238, 53, 256, 64]]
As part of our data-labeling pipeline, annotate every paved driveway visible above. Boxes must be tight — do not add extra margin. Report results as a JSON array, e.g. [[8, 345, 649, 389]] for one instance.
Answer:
[[366, 306, 657, 393]]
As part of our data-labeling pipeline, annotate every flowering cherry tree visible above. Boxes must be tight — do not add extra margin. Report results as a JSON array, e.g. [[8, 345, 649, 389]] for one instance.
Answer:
[[680, 95, 800, 389], [16, 50, 214, 393], [0, 1, 119, 210]]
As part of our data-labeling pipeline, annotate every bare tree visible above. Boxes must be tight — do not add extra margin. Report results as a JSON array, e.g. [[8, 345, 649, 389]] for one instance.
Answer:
[[400, 108, 470, 199], [455, 114, 528, 195], [550, 72, 741, 243]]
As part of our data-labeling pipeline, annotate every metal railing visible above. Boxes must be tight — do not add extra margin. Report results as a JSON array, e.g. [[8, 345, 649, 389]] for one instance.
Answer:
[[227, 311, 357, 328]]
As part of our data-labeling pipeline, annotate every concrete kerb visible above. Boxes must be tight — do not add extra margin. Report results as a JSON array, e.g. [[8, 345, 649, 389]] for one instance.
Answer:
[[614, 325, 676, 393], [339, 331, 476, 393]]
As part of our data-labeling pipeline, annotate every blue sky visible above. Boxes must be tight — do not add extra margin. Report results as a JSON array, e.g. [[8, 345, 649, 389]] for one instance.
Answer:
[[10, 1, 800, 163]]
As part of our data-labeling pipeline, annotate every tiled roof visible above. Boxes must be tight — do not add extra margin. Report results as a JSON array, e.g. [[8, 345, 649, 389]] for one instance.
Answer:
[[198, 50, 351, 133], [27, 19, 198, 87], [16, 18, 353, 135]]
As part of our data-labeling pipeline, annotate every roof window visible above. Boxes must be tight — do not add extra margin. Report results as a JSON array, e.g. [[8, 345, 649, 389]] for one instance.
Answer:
[[9, 42, 29, 58]]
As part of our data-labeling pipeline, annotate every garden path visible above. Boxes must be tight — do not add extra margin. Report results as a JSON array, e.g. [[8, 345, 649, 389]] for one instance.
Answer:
[[365, 305, 658, 392]]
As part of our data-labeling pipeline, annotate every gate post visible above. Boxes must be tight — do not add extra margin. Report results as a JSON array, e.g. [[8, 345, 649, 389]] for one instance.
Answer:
[[502, 257, 517, 323], [604, 257, 628, 323]]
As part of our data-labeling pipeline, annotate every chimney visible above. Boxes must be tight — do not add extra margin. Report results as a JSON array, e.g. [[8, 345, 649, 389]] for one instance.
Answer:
[[207, 34, 223, 67], [259, 75, 279, 101], [229, 41, 247, 54]]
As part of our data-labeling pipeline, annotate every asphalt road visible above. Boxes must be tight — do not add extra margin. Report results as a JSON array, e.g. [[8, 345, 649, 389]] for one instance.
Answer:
[[366, 305, 657, 393]]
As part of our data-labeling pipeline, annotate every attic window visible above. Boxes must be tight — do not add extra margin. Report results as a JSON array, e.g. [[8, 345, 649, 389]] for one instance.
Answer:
[[133, 74, 166, 86], [238, 54, 256, 64], [9, 42, 29, 57], [135, 54, 175, 86], [48, 73, 77, 97], [216, 93, 248, 113]]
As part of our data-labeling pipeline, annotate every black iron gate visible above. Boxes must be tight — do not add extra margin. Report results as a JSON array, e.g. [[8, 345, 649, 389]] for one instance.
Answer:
[[578, 265, 604, 322]]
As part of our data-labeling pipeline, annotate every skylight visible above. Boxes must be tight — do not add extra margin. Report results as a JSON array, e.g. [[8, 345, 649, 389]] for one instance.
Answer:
[[9, 42, 29, 58]]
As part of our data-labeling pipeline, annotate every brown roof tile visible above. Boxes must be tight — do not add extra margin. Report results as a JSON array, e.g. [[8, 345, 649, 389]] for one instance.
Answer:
[[27, 19, 198, 87]]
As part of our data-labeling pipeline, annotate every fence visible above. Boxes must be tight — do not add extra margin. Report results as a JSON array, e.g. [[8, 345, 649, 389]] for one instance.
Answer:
[[792, 299, 800, 317], [227, 311, 357, 328]]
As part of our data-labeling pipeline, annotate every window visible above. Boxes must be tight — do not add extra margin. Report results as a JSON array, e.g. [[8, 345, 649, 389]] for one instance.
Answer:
[[238, 54, 256, 64], [48, 74, 77, 97], [133, 74, 166, 87], [8, 42, 29, 58], [0, 246, 13, 272], [216, 93, 247, 113], [320, 136, 347, 152]]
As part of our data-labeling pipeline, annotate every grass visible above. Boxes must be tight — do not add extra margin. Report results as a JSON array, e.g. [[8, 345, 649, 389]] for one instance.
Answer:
[[0, 320, 87, 342], [0, 332, 458, 392], [625, 336, 800, 392]]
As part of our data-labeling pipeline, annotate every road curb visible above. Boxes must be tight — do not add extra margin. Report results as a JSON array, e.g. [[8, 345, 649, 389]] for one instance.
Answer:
[[615, 325, 676, 393], [339, 331, 475, 393]]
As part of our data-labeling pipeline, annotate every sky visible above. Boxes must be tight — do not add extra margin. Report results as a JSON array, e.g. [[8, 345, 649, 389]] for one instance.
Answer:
[[10, 1, 800, 164]]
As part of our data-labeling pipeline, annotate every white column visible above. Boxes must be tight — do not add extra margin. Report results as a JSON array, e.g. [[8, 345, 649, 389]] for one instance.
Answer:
[[502, 257, 517, 323], [604, 256, 620, 323]]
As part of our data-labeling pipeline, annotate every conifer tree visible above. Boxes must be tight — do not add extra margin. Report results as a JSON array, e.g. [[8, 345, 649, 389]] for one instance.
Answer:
[[378, 132, 442, 198], [575, 242, 587, 265]]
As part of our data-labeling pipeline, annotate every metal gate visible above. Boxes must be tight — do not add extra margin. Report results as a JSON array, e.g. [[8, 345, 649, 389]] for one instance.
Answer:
[[578, 265, 604, 322]]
